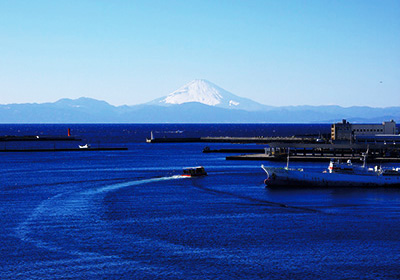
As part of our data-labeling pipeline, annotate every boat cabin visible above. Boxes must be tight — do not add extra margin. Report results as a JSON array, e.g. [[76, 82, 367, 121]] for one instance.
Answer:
[[79, 144, 91, 149], [328, 159, 355, 174]]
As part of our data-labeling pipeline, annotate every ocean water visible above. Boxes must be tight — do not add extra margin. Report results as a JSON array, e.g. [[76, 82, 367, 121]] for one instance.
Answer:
[[1, 124, 400, 279]]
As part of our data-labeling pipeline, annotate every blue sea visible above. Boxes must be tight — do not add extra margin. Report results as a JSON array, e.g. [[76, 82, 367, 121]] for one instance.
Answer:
[[1, 124, 400, 279]]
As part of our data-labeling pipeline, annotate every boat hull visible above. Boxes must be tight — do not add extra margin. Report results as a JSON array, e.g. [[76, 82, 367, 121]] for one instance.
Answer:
[[264, 167, 400, 188]]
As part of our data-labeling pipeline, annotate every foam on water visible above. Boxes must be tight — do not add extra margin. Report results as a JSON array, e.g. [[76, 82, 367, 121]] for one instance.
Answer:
[[82, 175, 187, 195]]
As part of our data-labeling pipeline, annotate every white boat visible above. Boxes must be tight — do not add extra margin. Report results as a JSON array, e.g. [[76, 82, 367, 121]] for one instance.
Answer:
[[146, 131, 154, 143], [79, 144, 91, 149], [261, 156, 400, 188]]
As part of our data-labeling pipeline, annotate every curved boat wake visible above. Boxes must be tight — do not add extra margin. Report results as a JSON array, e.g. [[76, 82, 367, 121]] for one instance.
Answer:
[[12, 173, 323, 279], [13, 175, 189, 278]]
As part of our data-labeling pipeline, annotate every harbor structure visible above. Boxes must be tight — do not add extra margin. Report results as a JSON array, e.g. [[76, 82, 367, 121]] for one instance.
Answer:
[[331, 119, 397, 141], [227, 141, 400, 162], [145, 120, 399, 162], [228, 120, 400, 162]]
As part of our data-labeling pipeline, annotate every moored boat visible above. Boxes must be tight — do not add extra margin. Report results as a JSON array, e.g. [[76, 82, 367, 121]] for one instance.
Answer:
[[262, 159, 400, 188]]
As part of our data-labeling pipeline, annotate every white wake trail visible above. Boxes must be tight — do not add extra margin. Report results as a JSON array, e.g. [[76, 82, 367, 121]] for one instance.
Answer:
[[82, 175, 187, 195]]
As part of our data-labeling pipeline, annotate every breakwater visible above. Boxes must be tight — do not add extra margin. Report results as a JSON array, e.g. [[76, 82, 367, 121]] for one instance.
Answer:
[[203, 147, 265, 153], [0, 147, 128, 152], [0, 135, 81, 141], [147, 136, 317, 144]]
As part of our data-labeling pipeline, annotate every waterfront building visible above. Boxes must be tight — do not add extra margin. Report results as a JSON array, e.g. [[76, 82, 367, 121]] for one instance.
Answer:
[[331, 119, 397, 141]]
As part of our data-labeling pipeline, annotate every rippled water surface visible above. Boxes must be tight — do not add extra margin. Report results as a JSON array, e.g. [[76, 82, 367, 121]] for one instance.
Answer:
[[1, 124, 400, 279]]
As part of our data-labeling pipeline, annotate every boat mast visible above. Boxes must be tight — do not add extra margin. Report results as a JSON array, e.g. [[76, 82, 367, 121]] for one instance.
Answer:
[[286, 148, 290, 169], [362, 146, 369, 168]]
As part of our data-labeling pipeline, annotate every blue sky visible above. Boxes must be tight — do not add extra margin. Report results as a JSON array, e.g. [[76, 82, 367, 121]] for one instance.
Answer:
[[0, 0, 399, 107]]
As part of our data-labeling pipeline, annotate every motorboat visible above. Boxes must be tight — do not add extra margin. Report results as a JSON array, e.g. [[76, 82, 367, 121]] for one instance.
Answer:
[[182, 166, 207, 177]]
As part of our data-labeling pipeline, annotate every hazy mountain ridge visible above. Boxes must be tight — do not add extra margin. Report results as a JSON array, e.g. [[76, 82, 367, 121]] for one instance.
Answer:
[[1, 97, 399, 123], [1, 81, 399, 123]]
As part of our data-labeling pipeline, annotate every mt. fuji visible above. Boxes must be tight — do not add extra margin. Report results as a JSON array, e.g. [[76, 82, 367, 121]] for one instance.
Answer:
[[148, 79, 268, 111]]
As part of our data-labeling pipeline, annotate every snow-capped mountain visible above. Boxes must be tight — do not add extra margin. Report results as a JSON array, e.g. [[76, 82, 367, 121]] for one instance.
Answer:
[[148, 79, 268, 111]]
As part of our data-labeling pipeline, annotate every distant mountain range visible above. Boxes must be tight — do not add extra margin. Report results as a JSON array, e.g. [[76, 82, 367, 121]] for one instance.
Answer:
[[1, 79, 399, 123]]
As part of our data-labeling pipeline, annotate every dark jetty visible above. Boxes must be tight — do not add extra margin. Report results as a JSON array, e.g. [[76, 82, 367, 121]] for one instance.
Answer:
[[0, 135, 81, 141], [0, 130, 126, 152], [203, 147, 265, 154], [0, 147, 128, 152], [147, 136, 316, 144]]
